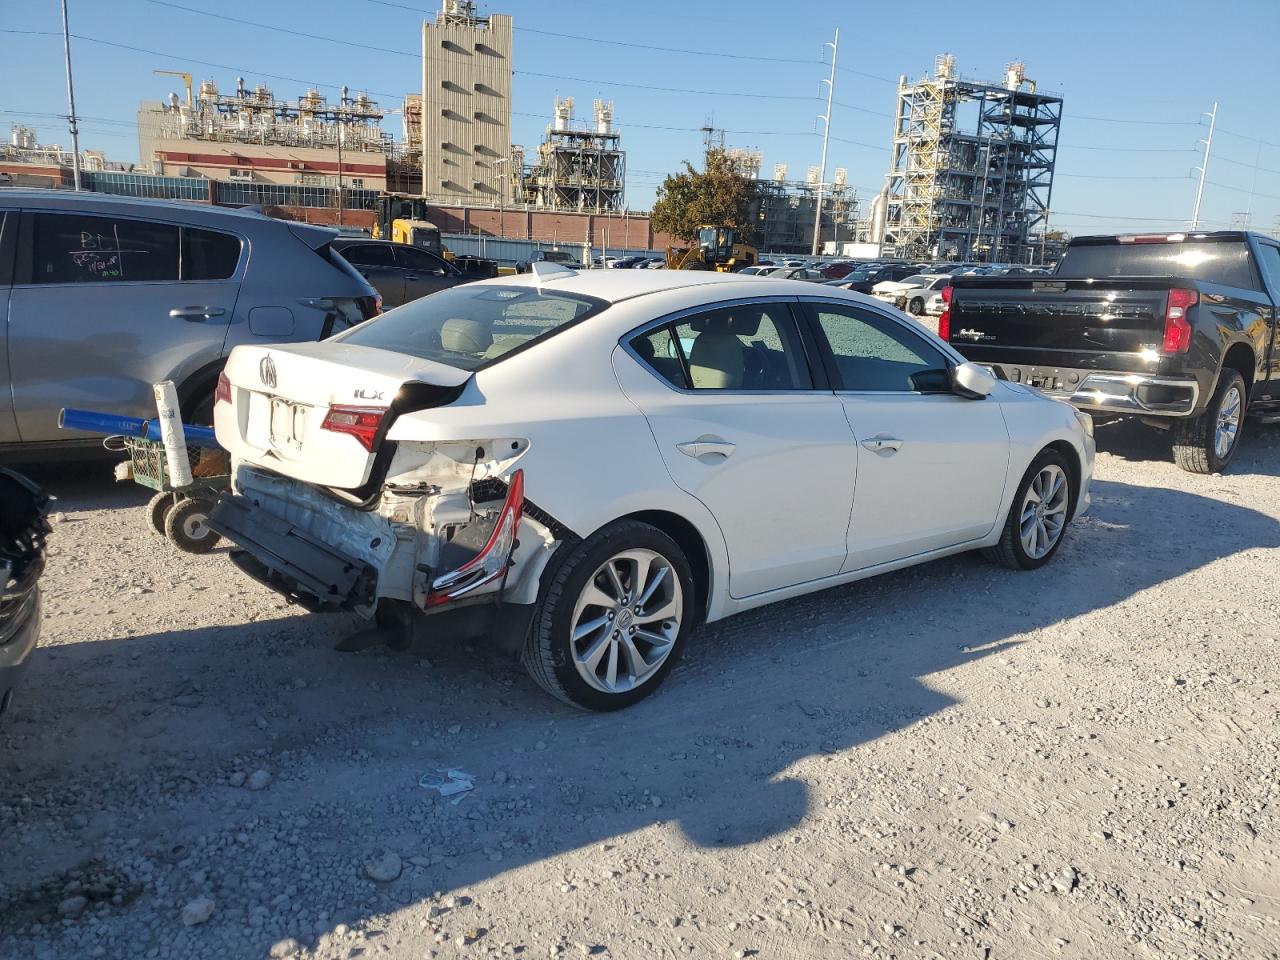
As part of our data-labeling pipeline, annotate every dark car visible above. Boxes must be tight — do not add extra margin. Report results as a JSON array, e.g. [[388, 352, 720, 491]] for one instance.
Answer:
[[837, 263, 922, 293], [1, 468, 49, 722], [331, 238, 467, 309], [516, 249, 581, 273]]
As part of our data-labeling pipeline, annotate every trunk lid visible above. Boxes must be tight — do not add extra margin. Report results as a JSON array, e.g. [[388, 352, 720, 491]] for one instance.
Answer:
[[215, 341, 470, 490], [948, 277, 1174, 355]]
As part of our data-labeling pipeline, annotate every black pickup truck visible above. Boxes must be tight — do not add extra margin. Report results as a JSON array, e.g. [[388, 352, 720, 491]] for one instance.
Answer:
[[941, 231, 1280, 472]]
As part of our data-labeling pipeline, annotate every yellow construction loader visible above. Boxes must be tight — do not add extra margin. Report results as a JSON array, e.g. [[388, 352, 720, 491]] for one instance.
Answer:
[[371, 194, 499, 278], [666, 225, 757, 272]]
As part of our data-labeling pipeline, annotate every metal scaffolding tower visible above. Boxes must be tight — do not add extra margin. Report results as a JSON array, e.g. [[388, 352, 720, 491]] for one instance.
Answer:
[[883, 55, 1061, 264], [516, 98, 625, 213]]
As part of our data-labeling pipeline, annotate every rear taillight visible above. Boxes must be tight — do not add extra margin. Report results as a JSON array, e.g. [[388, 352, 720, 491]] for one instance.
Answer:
[[1162, 288, 1197, 354], [214, 371, 231, 406], [321, 404, 387, 451], [425, 470, 525, 608], [938, 285, 954, 340]]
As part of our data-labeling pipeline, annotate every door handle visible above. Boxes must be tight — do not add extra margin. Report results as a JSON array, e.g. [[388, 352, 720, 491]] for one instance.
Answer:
[[404, 275, 419, 281], [860, 435, 904, 455], [676, 438, 736, 459], [169, 306, 226, 321]]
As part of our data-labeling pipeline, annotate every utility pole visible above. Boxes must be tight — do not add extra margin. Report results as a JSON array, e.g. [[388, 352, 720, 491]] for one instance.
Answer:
[[60, 0, 82, 190], [810, 28, 839, 257], [1191, 101, 1217, 230], [336, 120, 345, 227]]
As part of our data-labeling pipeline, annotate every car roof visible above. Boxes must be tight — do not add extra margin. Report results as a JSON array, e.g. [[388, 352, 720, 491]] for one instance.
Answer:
[[477, 267, 870, 305], [0, 188, 337, 239]]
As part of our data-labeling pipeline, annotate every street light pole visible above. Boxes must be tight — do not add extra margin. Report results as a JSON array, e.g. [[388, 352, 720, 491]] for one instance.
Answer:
[[59, 0, 82, 190], [811, 27, 839, 257], [336, 121, 345, 227], [1191, 101, 1217, 230], [493, 157, 508, 238]]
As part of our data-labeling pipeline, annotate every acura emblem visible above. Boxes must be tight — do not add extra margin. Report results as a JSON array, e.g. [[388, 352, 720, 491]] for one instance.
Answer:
[[259, 355, 277, 390]]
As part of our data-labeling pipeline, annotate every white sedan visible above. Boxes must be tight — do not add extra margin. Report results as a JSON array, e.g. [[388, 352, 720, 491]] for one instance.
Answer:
[[210, 267, 1094, 711], [871, 274, 952, 315]]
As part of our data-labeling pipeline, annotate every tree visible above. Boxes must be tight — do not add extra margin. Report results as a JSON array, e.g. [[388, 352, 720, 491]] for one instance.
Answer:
[[650, 149, 758, 244]]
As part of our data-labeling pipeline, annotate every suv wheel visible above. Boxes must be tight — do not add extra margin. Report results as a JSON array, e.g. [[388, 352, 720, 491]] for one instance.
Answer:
[[1173, 370, 1245, 474], [522, 520, 694, 711]]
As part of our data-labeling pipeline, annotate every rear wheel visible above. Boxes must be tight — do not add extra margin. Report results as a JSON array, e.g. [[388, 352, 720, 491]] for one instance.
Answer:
[[983, 449, 1072, 570], [1172, 370, 1245, 474], [522, 520, 694, 711]]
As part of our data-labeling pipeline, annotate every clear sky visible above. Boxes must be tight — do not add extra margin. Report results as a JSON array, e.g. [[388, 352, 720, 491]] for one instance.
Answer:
[[4, 0, 1279, 236]]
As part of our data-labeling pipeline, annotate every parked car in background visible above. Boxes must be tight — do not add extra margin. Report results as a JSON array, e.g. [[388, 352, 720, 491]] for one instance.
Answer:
[[944, 230, 1280, 473], [871, 274, 952, 315], [331, 238, 468, 309], [0, 191, 379, 458], [925, 289, 947, 316], [0, 467, 49, 723], [210, 268, 1093, 711], [515, 249, 581, 273], [737, 266, 772, 276], [766, 267, 826, 282], [836, 263, 921, 293]]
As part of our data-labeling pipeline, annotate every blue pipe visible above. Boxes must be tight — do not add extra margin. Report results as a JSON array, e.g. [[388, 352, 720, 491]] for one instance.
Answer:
[[58, 408, 222, 448]]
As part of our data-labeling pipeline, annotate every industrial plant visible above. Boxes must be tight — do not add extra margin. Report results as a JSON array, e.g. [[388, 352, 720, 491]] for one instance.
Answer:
[[867, 55, 1062, 263], [513, 98, 626, 213]]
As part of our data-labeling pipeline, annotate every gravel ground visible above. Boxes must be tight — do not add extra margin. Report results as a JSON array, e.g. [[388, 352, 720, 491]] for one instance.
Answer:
[[2, 420, 1279, 960]]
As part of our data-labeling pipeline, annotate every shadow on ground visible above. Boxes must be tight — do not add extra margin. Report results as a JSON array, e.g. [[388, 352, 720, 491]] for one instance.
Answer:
[[1, 474, 1277, 957]]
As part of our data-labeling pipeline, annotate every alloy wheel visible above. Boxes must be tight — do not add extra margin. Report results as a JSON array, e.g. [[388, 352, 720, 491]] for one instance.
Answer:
[[1214, 385, 1242, 461], [569, 549, 683, 694], [1019, 464, 1069, 560]]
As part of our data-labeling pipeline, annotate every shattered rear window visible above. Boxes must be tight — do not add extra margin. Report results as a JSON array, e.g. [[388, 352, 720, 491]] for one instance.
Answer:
[[332, 285, 606, 371]]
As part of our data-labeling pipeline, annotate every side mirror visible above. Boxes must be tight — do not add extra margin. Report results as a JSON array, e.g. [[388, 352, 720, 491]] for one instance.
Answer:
[[952, 361, 997, 399]]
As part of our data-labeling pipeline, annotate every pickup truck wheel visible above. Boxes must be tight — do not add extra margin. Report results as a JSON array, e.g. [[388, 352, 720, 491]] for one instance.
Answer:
[[522, 520, 694, 711], [983, 449, 1072, 571], [1173, 370, 1246, 474]]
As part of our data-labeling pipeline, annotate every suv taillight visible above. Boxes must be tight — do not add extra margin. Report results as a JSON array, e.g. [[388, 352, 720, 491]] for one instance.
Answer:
[[321, 404, 387, 451], [215, 371, 231, 406], [1162, 288, 1197, 354], [938, 285, 954, 340]]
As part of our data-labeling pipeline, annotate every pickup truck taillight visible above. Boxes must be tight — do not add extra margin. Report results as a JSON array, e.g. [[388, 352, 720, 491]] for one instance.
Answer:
[[937, 285, 954, 340], [1162, 288, 1197, 354], [321, 404, 387, 451]]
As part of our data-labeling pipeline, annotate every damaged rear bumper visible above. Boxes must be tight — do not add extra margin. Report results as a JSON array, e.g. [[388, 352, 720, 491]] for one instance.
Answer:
[[209, 496, 378, 612]]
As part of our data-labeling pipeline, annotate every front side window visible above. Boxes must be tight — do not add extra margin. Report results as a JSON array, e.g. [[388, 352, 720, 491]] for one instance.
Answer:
[[630, 303, 812, 391], [32, 213, 179, 284], [395, 247, 451, 273], [334, 285, 604, 371], [807, 302, 951, 392]]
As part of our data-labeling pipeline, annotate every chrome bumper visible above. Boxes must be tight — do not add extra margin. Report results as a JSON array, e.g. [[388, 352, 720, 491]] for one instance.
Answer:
[[1063, 373, 1200, 417]]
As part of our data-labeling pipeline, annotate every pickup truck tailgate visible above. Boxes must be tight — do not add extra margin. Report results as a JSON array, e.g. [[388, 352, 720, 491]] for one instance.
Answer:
[[949, 278, 1172, 355]]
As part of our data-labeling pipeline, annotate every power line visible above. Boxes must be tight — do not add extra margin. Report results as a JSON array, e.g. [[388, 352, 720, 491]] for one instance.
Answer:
[[1214, 154, 1280, 177], [1215, 127, 1280, 150], [831, 100, 894, 120], [1071, 114, 1201, 126], [139, 0, 817, 101], [1203, 180, 1280, 203]]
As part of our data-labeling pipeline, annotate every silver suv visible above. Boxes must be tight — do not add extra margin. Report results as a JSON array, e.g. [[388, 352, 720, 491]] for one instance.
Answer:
[[0, 190, 378, 456]]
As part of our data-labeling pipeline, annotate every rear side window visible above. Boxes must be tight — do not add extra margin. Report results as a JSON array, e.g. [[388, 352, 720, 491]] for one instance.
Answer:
[[340, 244, 395, 267], [182, 227, 241, 280], [630, 303, 813, 391], [1057, 240, 1260, 290], [32, 213, 178, 283], [334, 284, 604, 371]]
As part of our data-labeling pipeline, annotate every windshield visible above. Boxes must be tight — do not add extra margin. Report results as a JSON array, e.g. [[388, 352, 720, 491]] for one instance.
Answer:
[[900, 275, 930, 286], [333, 285, 606, 371]]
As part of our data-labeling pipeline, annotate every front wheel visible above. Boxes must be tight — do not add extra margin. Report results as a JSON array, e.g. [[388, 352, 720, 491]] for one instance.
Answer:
[[522, 520, 695, 711], [907, 297, 924, 316], [1172, 370, 1245, 474], [983, 449, 1073, 570], [165, 498, 221, 554]]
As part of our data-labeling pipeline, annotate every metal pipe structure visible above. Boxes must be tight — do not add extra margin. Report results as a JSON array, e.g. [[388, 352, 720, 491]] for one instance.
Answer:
[[1191, 101, 1217, 231], [811, 28, 839, 257], [59, 0, 81, 190]]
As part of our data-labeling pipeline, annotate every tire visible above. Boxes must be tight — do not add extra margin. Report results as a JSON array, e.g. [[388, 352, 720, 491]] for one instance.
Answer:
[[908, 297, 924, 316], [1172, 369, 1245, 474], [164, 498, 221, 554], [147, 492, 175, 536], [983, 449, 1073, 571], [522, 520, 696, 711], [682, 261, 710, 271]]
